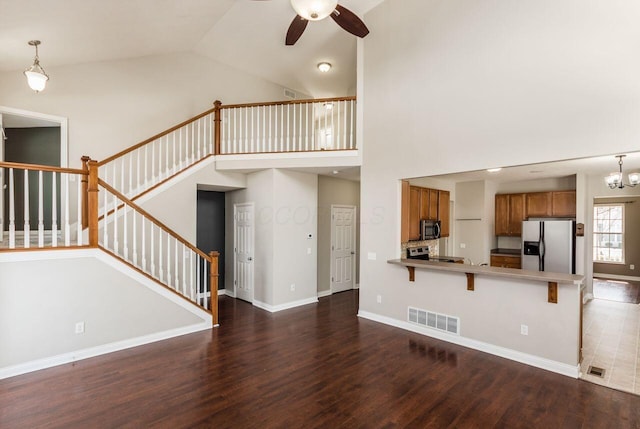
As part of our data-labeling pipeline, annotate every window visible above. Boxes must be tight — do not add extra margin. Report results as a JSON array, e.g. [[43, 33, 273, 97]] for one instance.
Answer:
[[593, 204, 624, 263]]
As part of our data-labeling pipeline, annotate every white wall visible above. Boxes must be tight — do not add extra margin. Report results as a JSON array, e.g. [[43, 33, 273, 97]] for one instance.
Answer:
[[317, 175, 361, 293], [0, 251, 205, 375], [359, 0, 640, 369], [0, 52, 292, 167]]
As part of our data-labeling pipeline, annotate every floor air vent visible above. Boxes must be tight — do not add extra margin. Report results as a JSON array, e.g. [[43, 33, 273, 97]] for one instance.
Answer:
[[408, 307, 460, 335], [587, 366, 605, 378]]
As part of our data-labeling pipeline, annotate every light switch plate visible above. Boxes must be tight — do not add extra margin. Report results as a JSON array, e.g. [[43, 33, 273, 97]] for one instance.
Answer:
[[368, 252, 377, 260]]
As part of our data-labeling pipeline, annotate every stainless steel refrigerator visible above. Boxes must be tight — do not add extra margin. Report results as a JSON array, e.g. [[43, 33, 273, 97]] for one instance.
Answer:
[[522, 219, 575, 274]]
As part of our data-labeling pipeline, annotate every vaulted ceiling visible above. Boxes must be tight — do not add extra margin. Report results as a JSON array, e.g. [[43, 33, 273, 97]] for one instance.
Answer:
[[0, 0, 383, 97]]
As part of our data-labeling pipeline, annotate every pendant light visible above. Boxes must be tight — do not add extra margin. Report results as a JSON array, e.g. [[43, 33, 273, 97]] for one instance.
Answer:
[[24, 40, 49, 93], [290, 0, 338, 21], [605, 155, 640, 189]]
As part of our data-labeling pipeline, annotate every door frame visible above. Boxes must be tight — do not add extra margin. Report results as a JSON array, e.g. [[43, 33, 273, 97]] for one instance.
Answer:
[[330, 204, 357, 294], [234, 202, 255, 303]]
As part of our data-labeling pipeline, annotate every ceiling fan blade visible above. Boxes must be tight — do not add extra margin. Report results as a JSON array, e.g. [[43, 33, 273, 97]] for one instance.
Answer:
[[286, 15, 308, 46], [331, 5, 369, 38]]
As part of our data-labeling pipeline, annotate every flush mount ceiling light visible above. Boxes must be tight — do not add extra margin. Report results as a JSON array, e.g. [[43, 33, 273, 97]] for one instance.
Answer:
[[317, 62, 332, 73], [24, 40, 49, 93], [487, 168, 502, 173], [605, 155, 639, 189], [290, 0, 338, 21]]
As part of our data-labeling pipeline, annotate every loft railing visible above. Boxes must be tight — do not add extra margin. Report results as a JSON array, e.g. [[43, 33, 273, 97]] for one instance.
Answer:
[[96, 96, 357, 202], [219, 97, 357, 154], [0, 161, 86, 250]]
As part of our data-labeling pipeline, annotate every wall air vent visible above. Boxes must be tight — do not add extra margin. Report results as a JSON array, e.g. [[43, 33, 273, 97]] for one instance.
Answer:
[[408, 307, 460, 335], [284, 88, 297, 99]]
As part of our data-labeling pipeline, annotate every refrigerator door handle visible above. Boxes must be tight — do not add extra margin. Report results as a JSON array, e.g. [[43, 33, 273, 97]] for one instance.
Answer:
[[539, 239, 545, 271]]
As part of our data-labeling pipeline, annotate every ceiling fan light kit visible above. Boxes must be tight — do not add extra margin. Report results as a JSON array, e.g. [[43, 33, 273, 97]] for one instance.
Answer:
[[605, 155, 639, 189], [290, 0, 338, 21], [24, 40, 49, 93]]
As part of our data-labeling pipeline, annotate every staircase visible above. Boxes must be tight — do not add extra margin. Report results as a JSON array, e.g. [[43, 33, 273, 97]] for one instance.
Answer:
[[0, 96, 358, 326]]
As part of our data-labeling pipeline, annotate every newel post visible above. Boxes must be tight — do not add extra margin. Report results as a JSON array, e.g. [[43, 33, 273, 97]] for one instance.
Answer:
[[80, 156, 91, 229], [209, 250, 220, 326], [87, 160, 99, 247], [213, 100, 222, 155]]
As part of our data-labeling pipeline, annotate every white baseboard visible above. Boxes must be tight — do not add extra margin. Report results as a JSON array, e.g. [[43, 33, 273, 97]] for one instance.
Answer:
[[0, 322, 211, 381], [223, 289, 236, 298], [357, 310, 580, 379], [355, 283, 360, 289], [254, 296, 318, 313], [317, 289, 332, 298], [593, 273, 640, 282]]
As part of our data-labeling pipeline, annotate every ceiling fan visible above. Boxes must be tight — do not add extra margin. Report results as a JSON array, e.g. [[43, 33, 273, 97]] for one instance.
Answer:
[[254, 0, 370, 45]]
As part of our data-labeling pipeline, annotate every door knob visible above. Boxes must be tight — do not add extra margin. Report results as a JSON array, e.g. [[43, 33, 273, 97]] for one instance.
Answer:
[[350, 251, 355, 255], [248, 256, 253, 261]]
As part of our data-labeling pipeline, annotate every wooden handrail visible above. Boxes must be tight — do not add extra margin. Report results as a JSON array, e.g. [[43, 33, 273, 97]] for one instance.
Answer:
[[97, 107, 218, 166], [219, 96, 356, 110], [97, 178, 211, 262], [0, 161, 84, 175]]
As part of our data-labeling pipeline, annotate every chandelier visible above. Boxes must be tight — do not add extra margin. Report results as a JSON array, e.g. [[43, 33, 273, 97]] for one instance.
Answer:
[[605, 155, 639, 189]]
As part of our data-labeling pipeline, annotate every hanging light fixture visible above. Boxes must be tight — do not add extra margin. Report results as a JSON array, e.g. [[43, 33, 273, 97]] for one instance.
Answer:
[[605, 155, 640, 189], [317, 62, 332, 72], [24, 40, 49, 93], [290, 0, 338, 21]]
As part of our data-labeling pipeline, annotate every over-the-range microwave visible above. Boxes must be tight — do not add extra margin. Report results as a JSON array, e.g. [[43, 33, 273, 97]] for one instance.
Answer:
[[421, 219, 441, 240]]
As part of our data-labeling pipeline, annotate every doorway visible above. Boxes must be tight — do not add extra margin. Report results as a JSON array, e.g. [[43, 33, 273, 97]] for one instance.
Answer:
[[234, 202, 254, 303], [196, 190, 225, 294], [330, 205, 356, 294]]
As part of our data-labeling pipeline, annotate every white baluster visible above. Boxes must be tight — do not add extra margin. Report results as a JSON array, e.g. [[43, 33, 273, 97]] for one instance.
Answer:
[[298, 103, 302, 151], [179, 128, 183, 170], [103, 183, 108, 247], [150, 222, 156, 277], [113, 192, 119, 254], [24, 170, 30, 248], [64, 173, 70, 246], [165, 135, 170, 179], [151, 140, 156, 186], [174, 238, 179, 292], [197, 119, 202, 160], [132, 210, 137, 266], [128, 153, 133, 197], [123, 203, 129, 259], [173, 132, 177, 175], [38, 170, 44, 247], [306, 103, 309, 151], [136, 149, 141, 195], [189, 251, 194, 301], [191, 122, 195, 164], [144, 145, 149, 189], [166, 233, 171, 287], [141, 216, 146, 271], [286, 104, 290, 152], [8, 168, 15, 249], [209, 114, 213, 155], [158, 229, 163, 282], [330, 102, 334, 149], [250, 106, 254, 153], [233, 108, 238, 154], [77, 177, 82, 245], [350, 99, 354, 149], [52, 172, 58, 247], [203, 261, 209, 310], [196, 256, 201, 305], [337, 101, 342, 150], [269, 106, 273, 152]]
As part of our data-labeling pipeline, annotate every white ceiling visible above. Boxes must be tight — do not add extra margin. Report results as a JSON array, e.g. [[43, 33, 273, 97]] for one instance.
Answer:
[[0, 0, 383, 97], [424, 151, 640, 185]]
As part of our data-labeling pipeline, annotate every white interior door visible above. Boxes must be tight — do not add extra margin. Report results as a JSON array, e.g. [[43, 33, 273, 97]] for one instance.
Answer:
[[331, 205, 356, 293], [234, 203, 254, 303]]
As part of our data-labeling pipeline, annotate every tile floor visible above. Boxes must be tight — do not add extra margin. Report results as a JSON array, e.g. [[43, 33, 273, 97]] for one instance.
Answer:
[[581, 297, 640, 395]]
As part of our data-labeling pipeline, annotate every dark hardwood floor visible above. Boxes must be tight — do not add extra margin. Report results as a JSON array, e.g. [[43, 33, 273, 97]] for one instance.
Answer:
[[2, 290, 640, 428]]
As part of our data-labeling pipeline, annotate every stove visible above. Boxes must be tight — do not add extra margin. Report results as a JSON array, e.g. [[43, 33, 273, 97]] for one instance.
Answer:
[[406, 246, 430, 260]]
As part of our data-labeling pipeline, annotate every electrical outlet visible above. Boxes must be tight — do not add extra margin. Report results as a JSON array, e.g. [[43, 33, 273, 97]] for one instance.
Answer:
[[75, 322, 85, 334], [520, 324, 528, 336], [631, 264, 635, 270], [307, 247, 311, 255], [460, 243, 466, 249], [290, 284, 295, 292], [376, 294, 382, 304]]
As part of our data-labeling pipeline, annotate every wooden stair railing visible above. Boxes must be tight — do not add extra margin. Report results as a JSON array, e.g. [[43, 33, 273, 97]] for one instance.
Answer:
[[93, 171, 219, 324], [0, 161, 87, 250]]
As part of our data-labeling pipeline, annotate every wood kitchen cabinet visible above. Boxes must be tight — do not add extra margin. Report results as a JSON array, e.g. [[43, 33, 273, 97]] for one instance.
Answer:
[[490, 255, 522, 269], [401, 182, 450, 241], [438, 190, 450, 238], [551, 191, 576, 217], [495, 193, 525, 236], [526, 192, 553, 217]]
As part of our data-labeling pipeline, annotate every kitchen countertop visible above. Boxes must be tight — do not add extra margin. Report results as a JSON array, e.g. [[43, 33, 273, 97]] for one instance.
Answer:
[[389, 258, 583, 285], [428, 255, 465, 263], [490, 248, 521, 257]]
